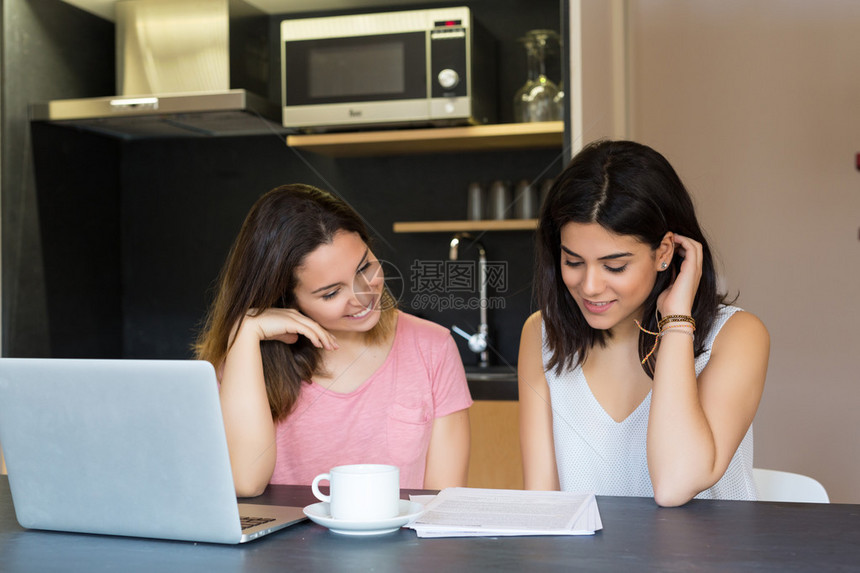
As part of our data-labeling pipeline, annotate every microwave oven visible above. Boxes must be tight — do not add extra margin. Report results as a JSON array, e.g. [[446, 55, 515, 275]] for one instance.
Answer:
[[280, 7, 496, 131]]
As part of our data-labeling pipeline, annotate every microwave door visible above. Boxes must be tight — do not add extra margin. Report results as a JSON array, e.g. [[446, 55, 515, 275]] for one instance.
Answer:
[[283, 32, 429, 128]]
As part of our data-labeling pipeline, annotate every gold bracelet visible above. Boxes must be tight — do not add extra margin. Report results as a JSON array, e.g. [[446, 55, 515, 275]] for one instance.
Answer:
[[660, 328, 695, 339], [661, 322, 695, 329]]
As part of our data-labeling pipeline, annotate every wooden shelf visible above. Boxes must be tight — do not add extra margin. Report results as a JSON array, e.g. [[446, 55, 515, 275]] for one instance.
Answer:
[[393, 219, 537, 233], [286, 121, 563, 157]]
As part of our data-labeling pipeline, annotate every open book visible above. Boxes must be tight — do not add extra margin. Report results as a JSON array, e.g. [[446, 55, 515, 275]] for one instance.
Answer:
[[406, 487, 602, 538]]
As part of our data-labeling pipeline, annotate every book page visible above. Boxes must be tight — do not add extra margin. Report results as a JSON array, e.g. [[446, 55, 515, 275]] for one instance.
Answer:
[[408, 487, 601, 537]]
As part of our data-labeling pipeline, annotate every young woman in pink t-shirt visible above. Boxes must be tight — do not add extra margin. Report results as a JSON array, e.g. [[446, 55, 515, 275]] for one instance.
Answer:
[[195, 184, 472, 497]]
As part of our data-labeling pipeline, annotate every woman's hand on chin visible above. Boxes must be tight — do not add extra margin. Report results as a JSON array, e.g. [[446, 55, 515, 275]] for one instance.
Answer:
[[236, 308, 339, 351]]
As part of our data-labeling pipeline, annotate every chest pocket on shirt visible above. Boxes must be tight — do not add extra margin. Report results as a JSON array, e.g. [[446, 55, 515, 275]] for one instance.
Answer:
[[387, 401, 433, 466]]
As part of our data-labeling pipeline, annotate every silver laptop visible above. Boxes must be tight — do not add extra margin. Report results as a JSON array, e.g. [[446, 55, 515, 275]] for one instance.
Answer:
[[0, 358, 306, 544]]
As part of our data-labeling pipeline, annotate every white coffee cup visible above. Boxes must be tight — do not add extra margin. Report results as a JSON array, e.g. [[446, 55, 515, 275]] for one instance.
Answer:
[[311, 464, 400, 521]]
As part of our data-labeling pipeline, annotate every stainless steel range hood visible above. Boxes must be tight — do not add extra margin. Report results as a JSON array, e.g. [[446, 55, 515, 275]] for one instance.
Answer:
[[30, 0, 285, 138]]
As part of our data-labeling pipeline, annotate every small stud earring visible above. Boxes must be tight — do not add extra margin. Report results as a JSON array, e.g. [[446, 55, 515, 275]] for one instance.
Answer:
[[661, 262, 668, 269]]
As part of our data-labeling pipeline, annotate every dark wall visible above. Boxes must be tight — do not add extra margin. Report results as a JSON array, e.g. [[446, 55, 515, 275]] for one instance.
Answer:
[[322, 149, 564, 367], [118, 136, 333, 358], [11, 0, 565, 368], [1, 0, 113, 357], [119, 136, 564, 367], [31, 123, 122, 358]]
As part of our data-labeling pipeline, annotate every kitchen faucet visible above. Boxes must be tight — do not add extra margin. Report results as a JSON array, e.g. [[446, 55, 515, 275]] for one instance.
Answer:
[[448, 233, 489, 367]]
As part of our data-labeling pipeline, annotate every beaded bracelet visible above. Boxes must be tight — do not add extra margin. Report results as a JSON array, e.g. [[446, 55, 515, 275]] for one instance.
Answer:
[[635, 317, 697, 365], [658, 314, 696, 330]]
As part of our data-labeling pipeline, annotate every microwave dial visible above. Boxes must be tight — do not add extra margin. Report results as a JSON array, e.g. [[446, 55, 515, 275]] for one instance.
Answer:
[[437, 69, 460, 90]]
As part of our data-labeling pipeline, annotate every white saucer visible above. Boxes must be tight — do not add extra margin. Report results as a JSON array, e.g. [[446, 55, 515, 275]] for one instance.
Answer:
[[303, 500, 424, 536]]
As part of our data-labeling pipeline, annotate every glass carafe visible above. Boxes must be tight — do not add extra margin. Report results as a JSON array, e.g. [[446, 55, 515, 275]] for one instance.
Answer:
[[513, 30, 562, 123]]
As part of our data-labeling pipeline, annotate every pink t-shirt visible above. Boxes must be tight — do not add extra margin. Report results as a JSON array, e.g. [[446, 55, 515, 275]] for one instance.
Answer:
[[270, 312, 473, 488]]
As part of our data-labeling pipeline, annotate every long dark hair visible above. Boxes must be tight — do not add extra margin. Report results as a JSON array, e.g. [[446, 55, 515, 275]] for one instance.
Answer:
[[195, 184, 396, 420], [536, 140, 725, 376]]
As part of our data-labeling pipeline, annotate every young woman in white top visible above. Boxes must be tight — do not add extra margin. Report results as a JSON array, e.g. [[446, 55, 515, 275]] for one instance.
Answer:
[[518, 140, 770, 506]]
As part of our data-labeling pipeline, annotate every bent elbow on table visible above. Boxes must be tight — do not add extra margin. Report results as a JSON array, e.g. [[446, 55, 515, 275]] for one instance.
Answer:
[[652, 484, 699, 508], [233, 475, 269, 498], [231, 461, 273, 498], [651, 471, 720, 507]]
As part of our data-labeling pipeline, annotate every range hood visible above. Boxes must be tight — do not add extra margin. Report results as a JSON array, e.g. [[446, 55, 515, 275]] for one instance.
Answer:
[[30, 0, 286, 139]]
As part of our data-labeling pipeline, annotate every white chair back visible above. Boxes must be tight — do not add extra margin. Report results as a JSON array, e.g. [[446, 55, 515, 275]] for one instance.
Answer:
[[753, 468, 829, 503]]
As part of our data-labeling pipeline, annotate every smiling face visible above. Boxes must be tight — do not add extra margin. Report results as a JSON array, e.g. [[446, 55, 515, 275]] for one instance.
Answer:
[[293, 230, 384, 336], [560, 222, 670, 333]]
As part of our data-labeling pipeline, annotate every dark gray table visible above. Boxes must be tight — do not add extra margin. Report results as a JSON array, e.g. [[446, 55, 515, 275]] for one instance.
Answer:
[[1, 475, 858, 572]]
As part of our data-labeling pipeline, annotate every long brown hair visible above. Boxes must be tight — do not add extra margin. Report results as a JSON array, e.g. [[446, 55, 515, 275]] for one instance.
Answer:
[[195, 184, 396, 420]]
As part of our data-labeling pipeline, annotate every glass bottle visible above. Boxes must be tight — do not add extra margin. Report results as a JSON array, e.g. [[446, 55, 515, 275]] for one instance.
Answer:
[[513, 30, 562, 123]]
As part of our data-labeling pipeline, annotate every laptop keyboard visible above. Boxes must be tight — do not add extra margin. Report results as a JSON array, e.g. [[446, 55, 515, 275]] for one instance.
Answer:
[[240, 516, 276, 530]]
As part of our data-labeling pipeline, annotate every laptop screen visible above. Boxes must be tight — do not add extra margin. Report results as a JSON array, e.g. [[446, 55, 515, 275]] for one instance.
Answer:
[[0, 359, 295, 543]]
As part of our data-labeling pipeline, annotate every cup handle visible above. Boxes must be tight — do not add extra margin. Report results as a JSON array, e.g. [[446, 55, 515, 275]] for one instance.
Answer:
[[311, 473, 331, 503]]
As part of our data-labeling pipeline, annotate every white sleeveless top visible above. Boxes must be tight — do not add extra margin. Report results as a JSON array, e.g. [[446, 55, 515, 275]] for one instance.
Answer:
[[543, 305, 756, 500]]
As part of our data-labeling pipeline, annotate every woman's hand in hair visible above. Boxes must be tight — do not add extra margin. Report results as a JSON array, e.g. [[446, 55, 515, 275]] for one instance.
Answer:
[[239, 308, 339, 351], [657, 234, 703, 317]]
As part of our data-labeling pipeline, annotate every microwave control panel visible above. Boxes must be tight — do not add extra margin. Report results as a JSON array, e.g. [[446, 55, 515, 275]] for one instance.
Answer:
[[430, 20, 468, 99]]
